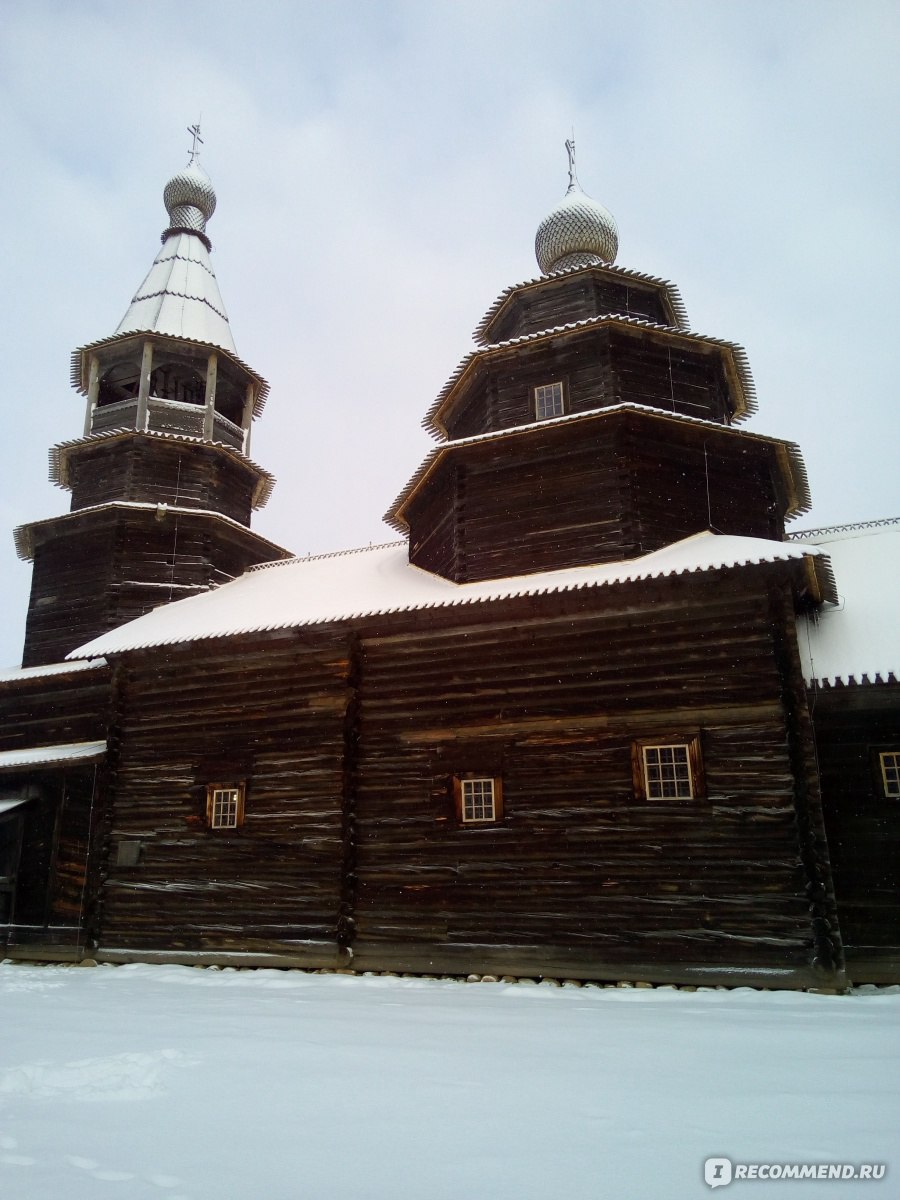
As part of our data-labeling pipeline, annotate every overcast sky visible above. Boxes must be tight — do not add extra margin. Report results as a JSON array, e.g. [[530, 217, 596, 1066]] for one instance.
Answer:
[[1, 0, 898, 667]]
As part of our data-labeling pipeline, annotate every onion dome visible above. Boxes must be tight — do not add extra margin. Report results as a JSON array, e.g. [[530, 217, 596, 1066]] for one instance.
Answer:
[[535, 140, 618, 274], [163, 161, 217, 238]]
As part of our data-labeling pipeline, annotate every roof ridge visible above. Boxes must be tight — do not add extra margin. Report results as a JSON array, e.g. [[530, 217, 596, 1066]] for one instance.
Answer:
[[787, 516, 900, 541], [248, 540, 406, 572]]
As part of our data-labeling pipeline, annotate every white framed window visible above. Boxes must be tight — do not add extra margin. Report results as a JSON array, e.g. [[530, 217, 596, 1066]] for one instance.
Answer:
[[534, 381, 564, 421], [454, 776, 504, 824], [206, 783, 246, 829], [633, 737, 704, 801], [880, 752, 900, 798]]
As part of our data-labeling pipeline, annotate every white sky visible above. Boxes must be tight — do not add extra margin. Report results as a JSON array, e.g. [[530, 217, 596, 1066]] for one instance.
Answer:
[[1, 0, 898, 667]]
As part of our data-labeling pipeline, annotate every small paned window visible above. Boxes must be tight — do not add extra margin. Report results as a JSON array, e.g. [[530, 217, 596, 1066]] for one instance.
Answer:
[[454, 776, 504, 824], [206, 783, 246, 829], [880, 752, 900, 798], [633, 737, 704, 801], [534, 381, 564, 421]]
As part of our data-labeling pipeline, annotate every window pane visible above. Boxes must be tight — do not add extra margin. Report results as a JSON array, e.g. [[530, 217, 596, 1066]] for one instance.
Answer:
[[461, 778, 496, 822], [211, 787, 240, 828], [643, 745, 693, 799], [881, 752, 900, 797], [534, 381, 564, 420]]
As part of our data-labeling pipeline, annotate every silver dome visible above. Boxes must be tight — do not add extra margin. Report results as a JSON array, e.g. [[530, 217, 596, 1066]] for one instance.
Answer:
[[535, 183, 619, 274], [535, 141, 618, 274], [163, 162, 217, 235]]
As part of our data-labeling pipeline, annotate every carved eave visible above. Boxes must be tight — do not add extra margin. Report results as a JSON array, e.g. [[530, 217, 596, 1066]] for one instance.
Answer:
[[70, 332, 270, 418], [14, 501, 291, 563], [423, 315, 757, 440], [47, 429, 276, 511], [388, 403, 810, 533], [474, 262, 691, 346]]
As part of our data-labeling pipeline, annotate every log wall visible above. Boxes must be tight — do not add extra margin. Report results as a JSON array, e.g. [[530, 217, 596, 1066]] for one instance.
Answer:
[[67, 437, 259, 526], [98, 633, 351, 961], [484, 275, 671, 345], [812, 683, 900, 980], [407, 414, 785, 582], [350, 574, 831, 984], [446, 327, 731, 441], [23, 509, 283, 666]]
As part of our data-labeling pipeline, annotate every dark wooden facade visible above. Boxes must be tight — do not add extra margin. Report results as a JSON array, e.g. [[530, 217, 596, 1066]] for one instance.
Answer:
[[405, 410, 790, 582], [812, 682, 900, 982], [21, 502, 287, 667], [0, 664, 110, 951]]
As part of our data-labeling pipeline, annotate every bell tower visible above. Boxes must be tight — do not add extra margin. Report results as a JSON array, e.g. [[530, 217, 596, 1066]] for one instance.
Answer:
[[15, 133, 290, 667]]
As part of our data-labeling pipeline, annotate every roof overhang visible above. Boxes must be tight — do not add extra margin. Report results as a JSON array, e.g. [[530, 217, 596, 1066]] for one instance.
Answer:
[[388, 403, 810, 533], [424, 314, 756, 439], [71, 332, 270, 418], [0, 740, 107, 773], [13, 500, 290, 563], [47, 429, 276, 511], [474, 262, 691, 345]]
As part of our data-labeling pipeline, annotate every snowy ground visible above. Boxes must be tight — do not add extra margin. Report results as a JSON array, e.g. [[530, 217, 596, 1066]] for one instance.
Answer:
[[1, 963, 897, 1200]]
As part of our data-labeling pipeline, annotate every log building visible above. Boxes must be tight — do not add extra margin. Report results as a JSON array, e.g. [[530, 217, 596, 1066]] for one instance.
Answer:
[[1, 139, 897, 987]]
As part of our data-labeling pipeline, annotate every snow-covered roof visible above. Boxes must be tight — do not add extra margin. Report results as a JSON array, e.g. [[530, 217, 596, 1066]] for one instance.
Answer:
[[0, 659, 108, 686], [68, 532, 820, 659], [473, 261, 691, 345], [115, 231, 237, 354], [424, 313, 756, 438], [13, 500, 289, 563], [0, 741, 107, 771], [387, 402, 810, 532], [792, 519, 900, 686]]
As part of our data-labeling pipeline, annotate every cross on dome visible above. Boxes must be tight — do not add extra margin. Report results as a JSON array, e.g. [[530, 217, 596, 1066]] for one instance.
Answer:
[[187, 121, 204, 165]]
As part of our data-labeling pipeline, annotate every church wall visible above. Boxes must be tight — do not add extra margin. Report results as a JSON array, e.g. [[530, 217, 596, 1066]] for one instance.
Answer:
[[444, 327, 730, 441], [350, 571, 834, 986], [67, 437, 257, 526], [811, 683, 900, 981], [485, 275, 669, 345], [96, 632, 351, 963]]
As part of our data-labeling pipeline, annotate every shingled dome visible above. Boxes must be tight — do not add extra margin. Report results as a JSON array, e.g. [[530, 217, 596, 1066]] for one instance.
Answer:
[[163, 161, 217, 235], [535, 144, 618, 273]]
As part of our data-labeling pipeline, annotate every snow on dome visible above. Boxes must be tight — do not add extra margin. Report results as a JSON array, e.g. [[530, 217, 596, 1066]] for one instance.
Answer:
[[535, 139, 618, 274], [164, 161, 217, 236]]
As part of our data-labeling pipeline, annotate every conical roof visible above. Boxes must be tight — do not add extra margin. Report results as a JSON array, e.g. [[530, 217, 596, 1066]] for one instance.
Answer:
[[114, 154, 236, 353]]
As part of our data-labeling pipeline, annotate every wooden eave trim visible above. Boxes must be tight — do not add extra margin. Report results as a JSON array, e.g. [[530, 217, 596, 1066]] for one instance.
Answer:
[[389, 403, 805, 533], [428, 316, 754, 439], [71, 333, 269, 418], [14, 500, 291, 562]]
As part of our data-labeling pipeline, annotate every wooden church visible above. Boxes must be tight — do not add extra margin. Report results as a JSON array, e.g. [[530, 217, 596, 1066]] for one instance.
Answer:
[[1, 139, 897, 989]]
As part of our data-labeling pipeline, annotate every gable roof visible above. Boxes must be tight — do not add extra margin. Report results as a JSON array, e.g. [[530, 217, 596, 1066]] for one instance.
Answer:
[[67, 532, 821, 659]]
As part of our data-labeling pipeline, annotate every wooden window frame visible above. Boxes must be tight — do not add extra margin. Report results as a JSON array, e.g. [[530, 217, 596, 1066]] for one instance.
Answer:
[[632, 736, 705, 801], [878, 751, 900, 799], [533, 380, 566, 421], [453, 776, 504, 825], [206, 782, 246, 830]]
